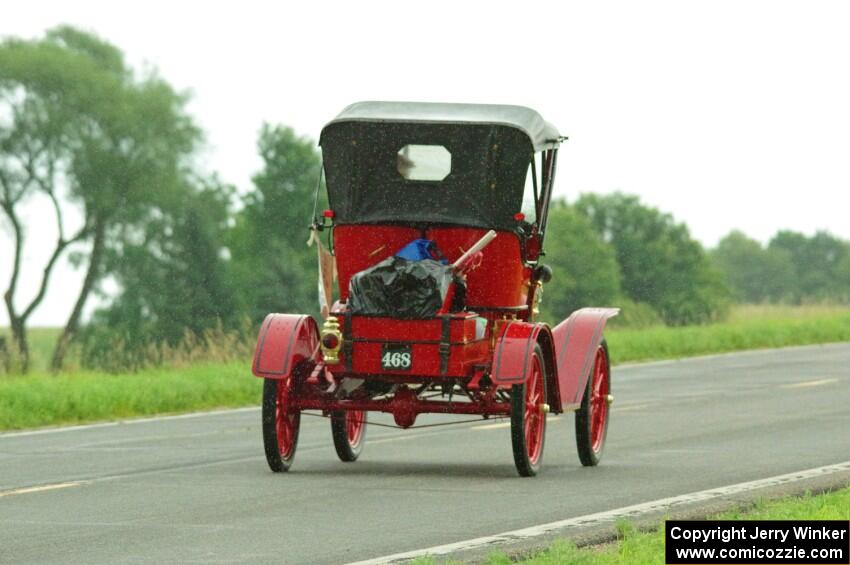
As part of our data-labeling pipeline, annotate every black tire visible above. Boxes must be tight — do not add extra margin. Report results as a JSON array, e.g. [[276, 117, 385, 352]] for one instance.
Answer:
[[510, 344, 548, 477], [575, 339, 610, 467], [331, 410, 367, 462], [262, 378, 300, 472]]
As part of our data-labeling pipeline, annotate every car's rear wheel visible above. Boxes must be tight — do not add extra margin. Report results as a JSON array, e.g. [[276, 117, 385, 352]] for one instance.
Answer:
[[331, 409, 367, 462], [575, 339, 611, 466], [511, 344, 547, 477], [262, 378, 300, 472]]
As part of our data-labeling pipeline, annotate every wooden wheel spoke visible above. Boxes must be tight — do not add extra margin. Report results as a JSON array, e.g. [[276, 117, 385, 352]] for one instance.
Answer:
[[512, 346, 547, 476]]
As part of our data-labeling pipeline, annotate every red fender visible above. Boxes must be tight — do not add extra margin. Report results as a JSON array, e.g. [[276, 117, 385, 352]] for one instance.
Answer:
[[252, 314, 319, 379], [551, 307, 619, 409], [491, 321, 560, 410]]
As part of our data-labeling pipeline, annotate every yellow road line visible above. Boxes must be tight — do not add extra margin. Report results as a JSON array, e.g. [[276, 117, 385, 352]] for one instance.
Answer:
[[780, 378, 839, 389], [0, 481, 83, 498]]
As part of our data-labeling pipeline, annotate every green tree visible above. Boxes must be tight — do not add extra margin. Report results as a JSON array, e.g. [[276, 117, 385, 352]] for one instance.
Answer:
[[768, 230, 850, 303], [0, 27, 199, 370], [712, 230, 795, 303], [575, 193, 729, 325], [228, 125, 323, 322], [539, 200, 622, 323]]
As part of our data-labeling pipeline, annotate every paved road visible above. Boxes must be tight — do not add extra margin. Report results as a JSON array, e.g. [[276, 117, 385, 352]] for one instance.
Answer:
[[1, 344, 849, 564]]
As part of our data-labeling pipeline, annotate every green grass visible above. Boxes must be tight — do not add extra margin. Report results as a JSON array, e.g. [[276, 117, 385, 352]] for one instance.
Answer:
[[606, 305, 850, 364], [1, 305, 850, 431], [0, 361, 260, 430], [410, 486, 850, 565]]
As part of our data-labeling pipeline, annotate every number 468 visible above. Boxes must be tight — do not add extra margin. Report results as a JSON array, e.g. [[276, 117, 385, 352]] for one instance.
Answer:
[[382, 351, 411, 368]]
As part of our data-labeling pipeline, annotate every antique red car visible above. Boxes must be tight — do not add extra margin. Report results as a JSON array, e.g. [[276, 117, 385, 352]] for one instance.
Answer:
[[252, 101, 618, 476]]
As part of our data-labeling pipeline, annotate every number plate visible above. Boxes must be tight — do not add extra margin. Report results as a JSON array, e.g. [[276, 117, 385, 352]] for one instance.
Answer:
[[381, 344, 412, 371]]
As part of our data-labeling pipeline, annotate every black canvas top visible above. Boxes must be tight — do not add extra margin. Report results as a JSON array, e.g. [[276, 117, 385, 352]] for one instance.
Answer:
[[321, 101, 560, 152], [318, 101, 561, 230]]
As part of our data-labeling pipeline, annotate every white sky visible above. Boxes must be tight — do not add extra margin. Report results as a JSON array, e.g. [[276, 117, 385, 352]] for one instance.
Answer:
[[2, 0, 850, 326]]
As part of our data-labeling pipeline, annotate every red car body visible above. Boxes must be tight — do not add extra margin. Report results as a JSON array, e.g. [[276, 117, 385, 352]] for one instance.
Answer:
[[252, 101, 617, 476]]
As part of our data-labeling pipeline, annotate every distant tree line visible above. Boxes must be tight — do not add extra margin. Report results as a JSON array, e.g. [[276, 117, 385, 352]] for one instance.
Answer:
[[540, 194, 730, 328], [1, 27, 848, 372], [712, 230, 850, 304]]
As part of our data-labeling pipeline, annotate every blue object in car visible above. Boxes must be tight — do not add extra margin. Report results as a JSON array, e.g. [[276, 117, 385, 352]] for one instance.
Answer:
[[395, 239, 448, 264]]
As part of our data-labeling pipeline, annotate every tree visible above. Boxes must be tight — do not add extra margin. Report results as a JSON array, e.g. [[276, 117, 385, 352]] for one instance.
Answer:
[[539, 200, 622, 323], [0, 27, 199, 370], [575, 193, 729, 325], [80, 178, 238, 370], [712, 231, 795, 303], [0, 31, 111, 370], [228, 125, 324, 322], [0, 67, 80, 370]]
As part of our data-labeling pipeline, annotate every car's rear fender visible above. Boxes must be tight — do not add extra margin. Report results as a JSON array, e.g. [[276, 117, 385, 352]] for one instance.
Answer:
[[551, 307, 619, 409], [252, 314, 319, 379]]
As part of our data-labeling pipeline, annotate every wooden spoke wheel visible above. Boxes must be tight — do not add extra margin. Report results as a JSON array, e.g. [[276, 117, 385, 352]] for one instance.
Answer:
[[511, 344, 548, 477], [331, 409, 367, 462], [262, 378, 301, 472], [575, 339, 611, 466]]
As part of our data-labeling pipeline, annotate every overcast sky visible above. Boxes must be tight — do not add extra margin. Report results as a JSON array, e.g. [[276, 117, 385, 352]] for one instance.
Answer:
[[2, 1, 849, 326]]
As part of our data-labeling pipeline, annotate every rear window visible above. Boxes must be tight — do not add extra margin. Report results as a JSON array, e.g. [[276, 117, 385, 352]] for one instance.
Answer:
[[397, 144, 451, 181]]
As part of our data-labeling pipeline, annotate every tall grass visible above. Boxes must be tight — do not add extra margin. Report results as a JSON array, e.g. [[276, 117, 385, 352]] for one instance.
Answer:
[[0, 327, 63, 374], [5, 305, 849, 376], [1, 323, 254, 375], [79, 322, 255, 373], [726, 303, 850, 322]]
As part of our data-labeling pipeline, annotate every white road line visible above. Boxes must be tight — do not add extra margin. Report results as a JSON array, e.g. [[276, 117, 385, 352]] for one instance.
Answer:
[[616, 403, 653, 412], [0, 406, 260, 439], [0, 422, 501, 494], [615, 341, 850, 371], [471, 422, 511, 430], [347, 460, 850, 565], [780, 378, 839, 389], [613, 341, 850, 372], [0, 481, 83, 498]]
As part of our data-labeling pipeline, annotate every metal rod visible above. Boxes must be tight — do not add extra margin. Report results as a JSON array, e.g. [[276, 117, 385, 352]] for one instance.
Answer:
[[300, 411, 508, 430], [531, 155, 539, 220], [538, 149, 558, 242], [309, 160, 325, 226], [292, 397, 511, 416]]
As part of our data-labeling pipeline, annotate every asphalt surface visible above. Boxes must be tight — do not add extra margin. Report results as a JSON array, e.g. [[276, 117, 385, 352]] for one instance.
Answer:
[[1, 343, 849, 564]]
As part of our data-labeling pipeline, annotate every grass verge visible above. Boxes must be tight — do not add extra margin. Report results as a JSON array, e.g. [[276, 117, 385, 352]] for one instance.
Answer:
[[606, 308, 850, 364], [1, 306, 849, 431], [411, 486, 850, 565]]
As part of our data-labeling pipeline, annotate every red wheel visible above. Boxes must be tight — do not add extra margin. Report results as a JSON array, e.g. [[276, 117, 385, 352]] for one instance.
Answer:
[[575, 339, 611, 466], [511, 344, 548, 477], [331, 409, 367, 462], [262, 378, 300, 472]]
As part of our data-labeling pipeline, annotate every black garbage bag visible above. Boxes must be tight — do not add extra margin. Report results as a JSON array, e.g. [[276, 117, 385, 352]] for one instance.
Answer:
[[348, 256, 459, 318]]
